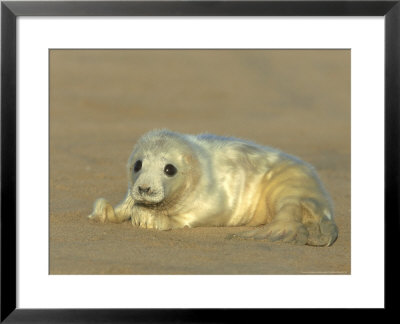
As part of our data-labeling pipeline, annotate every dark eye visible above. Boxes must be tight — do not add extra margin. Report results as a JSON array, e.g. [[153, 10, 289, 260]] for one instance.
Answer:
[[164, 164, 177, 176], [133, 160, 142, 172]]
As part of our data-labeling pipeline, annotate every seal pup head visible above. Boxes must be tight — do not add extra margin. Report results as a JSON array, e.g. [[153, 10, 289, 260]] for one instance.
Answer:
[[127, 129, 201, 210]]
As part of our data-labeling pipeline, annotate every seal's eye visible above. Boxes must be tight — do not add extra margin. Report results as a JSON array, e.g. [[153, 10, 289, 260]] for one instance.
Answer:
[[164, 164, 177, 177], [133, 160, 142, 172]]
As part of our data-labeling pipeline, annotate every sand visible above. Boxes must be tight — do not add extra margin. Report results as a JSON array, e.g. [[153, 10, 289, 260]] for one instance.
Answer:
[[49, 49, 350, 274]]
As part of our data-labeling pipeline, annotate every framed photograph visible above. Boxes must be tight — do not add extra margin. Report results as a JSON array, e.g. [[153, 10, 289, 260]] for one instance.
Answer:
[[1, 0, 398, 321]]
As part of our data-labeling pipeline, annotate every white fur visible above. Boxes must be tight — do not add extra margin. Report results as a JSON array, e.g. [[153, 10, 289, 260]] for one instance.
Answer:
[[89, 129, 338, 246]]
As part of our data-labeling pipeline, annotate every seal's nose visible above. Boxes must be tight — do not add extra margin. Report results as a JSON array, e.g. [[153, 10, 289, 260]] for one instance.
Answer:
[[138, 185, 151, 194]]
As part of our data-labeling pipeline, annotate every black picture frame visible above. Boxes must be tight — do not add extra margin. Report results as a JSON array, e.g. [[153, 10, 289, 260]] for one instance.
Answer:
[[1, 0, 399, 322]]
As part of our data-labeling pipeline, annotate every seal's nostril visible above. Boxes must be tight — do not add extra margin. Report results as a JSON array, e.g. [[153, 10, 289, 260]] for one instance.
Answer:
[[138, 186, 151, 194]]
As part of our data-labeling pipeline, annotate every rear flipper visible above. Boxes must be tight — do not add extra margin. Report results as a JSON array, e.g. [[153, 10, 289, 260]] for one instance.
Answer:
[[301, 198, 338, 246], [304, 217, 338, 246], [230, 217, 337, 246], [229, 199, 338, 247], [230, 220, 309, 245]]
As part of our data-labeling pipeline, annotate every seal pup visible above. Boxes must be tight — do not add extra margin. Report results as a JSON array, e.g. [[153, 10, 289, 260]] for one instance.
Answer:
[[88, 129, 338, 246]]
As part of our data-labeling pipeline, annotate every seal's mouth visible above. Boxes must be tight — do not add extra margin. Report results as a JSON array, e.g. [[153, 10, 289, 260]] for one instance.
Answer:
[[135, 199, 172, 211], [131, 192, 164, 207], [135, 200, 162, 208], [133, 192, 178, 211]]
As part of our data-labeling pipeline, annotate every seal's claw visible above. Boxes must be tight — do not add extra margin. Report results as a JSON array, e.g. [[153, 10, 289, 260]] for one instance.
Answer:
[[225, 233, 238, 240]]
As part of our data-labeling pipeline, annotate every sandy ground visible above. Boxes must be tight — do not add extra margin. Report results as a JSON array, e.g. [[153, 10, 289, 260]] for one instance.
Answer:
[[49, 50, 350, 274]]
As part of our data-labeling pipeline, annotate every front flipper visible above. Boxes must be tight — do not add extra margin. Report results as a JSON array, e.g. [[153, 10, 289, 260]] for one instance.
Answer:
[[88, 196, 132, 223], [88, 198, 116, 223]]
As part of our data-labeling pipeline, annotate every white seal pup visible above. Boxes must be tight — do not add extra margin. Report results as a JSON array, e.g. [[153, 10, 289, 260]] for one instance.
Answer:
[[88, 129, 338, 246]]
